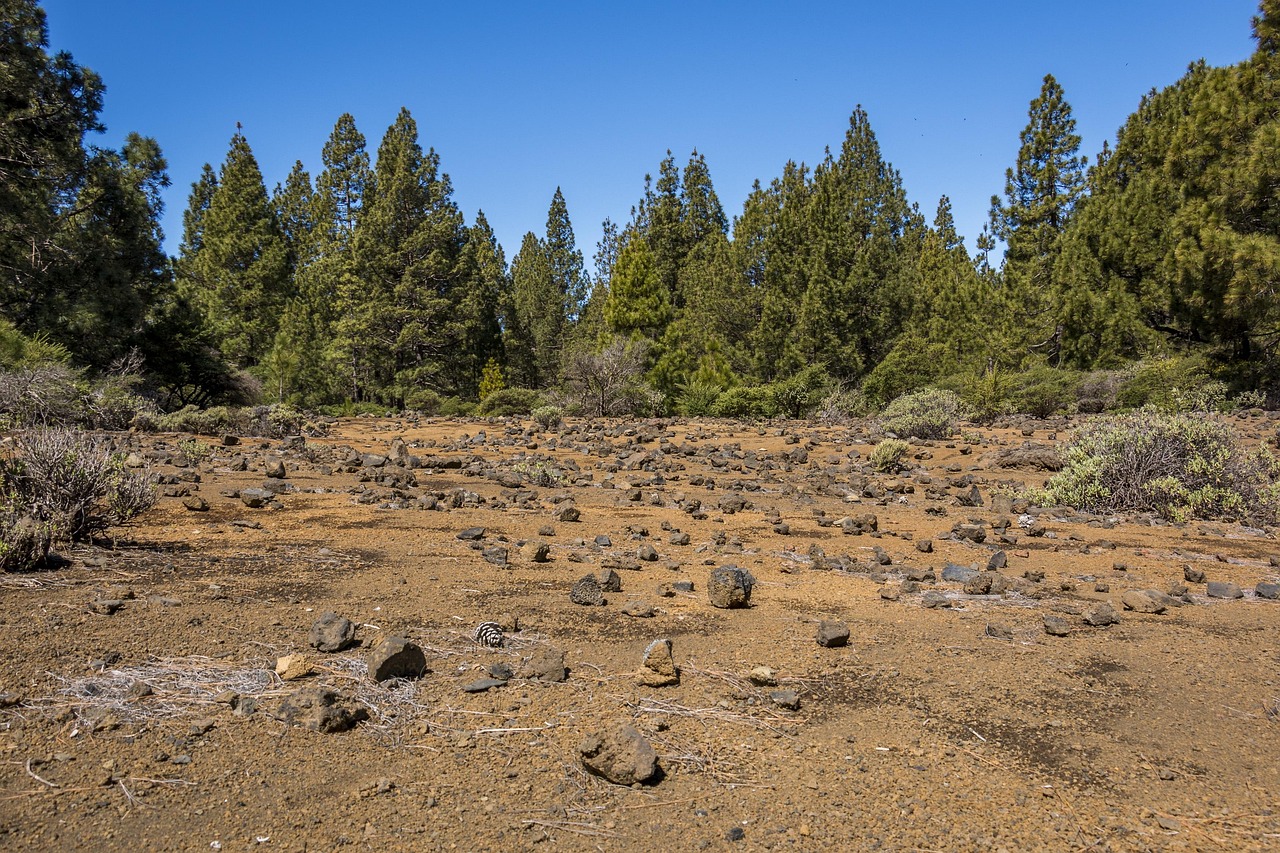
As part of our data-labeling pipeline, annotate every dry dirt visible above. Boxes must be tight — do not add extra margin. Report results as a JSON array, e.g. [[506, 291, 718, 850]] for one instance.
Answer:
[[2, 415, 1279, 852]]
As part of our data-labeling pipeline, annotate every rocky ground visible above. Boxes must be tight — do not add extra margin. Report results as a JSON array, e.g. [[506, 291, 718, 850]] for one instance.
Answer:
[[1, 414, 1279, 852]]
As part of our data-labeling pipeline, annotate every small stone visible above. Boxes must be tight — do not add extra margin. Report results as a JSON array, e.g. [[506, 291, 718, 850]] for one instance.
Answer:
[[942, 564, 978, 583], [622, 600, 656, 618], [239, 488, 272, 508], [1043, 615, 1072, 636], [456, 527, 486, 541], [816, 620, 850, 648], [915, 539, 933, 553], [181, 496, 209, 512], [920, 591, 950, 609], [639, 638, 679, 687], [987, 550, 1008, 571], [1255, 581, 1280, 600], [553, 504, 581, 523], [482, 546, 509, 567], [879, 584, 901, 601], [517, 647, 567, 683], [264, 459, 287, 479], [309, 612, 357, 652], [748, 666, 776, 687], [1206, 580, 1244, 600], [462, 678, 507, 693], [1184, 565, 1206, 583], [1122, 589, 1171, 614], [770, 689, 801, 710], [570, 575, 605, 606], [596, 568, 623, 592], [637, 544, 659, 562], [277, 685, 368, 733], [578, 724, 659, 785], [275, 654, 314, 681], [365, 637, 426, 681], [90, 599, 123, 615], [1083, 603, 1120, 627], [707, 566, 754, 608], [725, 827, 746, 842], [531, 541, 551, 563], [963, 573, 994, 595]]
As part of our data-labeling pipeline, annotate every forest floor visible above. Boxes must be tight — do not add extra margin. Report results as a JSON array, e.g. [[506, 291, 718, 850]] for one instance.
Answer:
[[1, 414, 1278, 852]]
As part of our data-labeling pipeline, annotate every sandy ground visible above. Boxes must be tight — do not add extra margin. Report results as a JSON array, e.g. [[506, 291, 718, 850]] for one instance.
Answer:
[[1, 414, 1278, 852]]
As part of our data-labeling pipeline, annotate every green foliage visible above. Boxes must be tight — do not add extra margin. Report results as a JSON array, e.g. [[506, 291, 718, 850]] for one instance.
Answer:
[[561, 337, 657, 418], [478, 358, 505, 402], [870, 438, 911, 473], [403, 387, 442, 415], [880, 388, 962, 439], [437, 396, 476, 417], [1033, 410, 1280, 523], [531, 405, 563, 430], [477, 388, 542, 417], [1012, 365, 1081, 418], [177, 439, 212, 467], [0, 510, 52, 572], [709, 385, 778, 420], [676, 380, 724, 417], [815, 387, 874, 423], [1113, 357, 1224, 412], [956, 366, 1015, 424], [605, 238, 671, 340]]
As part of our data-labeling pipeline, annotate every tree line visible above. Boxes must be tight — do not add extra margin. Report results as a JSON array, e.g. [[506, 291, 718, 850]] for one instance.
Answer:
[[6, 0, 1280, 417]]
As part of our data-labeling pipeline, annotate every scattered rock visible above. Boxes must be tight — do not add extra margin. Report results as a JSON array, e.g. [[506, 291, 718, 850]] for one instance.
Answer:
[[879, 584, 901, 601], [915, 539, 933, 553], [578, 724, 659, 785], [622, 600, 656, 618], [456, 527, 486, 541], [816, 620, 850, 648], [963, 574, 994, 595], [770, 689, 801, 710], [920, 591, 950, 609], [570, 574, 606, 606], [1256, 581, 1280, 600], [1043, 614, 1072, 636], [1083, 603, 1120, 627], [638, 638, 679, 687], [553, 503, 581, 523], [462, 678, 507, 693], [1206, 580, 1244, 600], [708, 566, 754, 608], [596, 568, 623, 592], [531, 541, 551, 563], [181, 496, 209, 512], [309, 612, 357, 652], [1184, 565, 1206, 584], [1122, 589, 1172, 614], [239, 488, 272, 508], [275, 653, 314, 681], [365, 637, 426, 681], [748, 666, 776, 687], [277, 686, 368, 733], [264, 459, 287, 479], [518, 647, 568, 683], [482, 545, 509, 567]]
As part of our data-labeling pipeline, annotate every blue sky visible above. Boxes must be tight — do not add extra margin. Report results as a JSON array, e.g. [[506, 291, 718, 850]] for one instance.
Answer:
[[45, 0, 1260, 266]]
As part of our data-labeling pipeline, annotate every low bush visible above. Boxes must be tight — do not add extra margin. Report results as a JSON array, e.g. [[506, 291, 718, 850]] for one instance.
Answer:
[[531, 405, 564, 430], [879, 388, 962, 440], [477, 388, 542, 417], [709, 385, 778, 419], [870, 438, 910, 473], [437, 396, 476, 418], [815, 387, 874, 424], [676, 380, 724, 417], [1013, 365, 1081, 419], [1032, 410, 1280, 523], [403, 388, 442, 415], [0, 429, 157, 546]]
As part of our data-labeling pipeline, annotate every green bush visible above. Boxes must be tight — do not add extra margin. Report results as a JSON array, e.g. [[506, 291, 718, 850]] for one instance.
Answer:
[[531, 405, 563, 429], [437, 396, 476, 417], [815, 387, 874, 423], [1032, 410, 1280, 523], [709, 385, 779, 419], [676, 380, 724, 417], [0, 511, 52, 572], [956, 367, 1014, 424], [870, 438, 910, 473], [1114, 356, 1223, 412], [1013, 365, 1081, 418], [477, 387, 541, 417], [403, 388, 442, 415], [879, 388, 962, 440]]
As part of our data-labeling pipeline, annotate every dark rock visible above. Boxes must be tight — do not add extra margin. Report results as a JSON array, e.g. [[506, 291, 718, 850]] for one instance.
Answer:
[[596, 568, 623, 592], [482, 546, 509, 567], [1043, 614, 1072, 636], [239, 488, 272, 508], [920, 591, 950, 609], [726, 827, 746, 842], [264, 459, 287, 479], [708, 566, 754, 608], [90, 599, 123, 615], [915, 539, 933, 553], [637, 544, 659, 562], [1184, 565, 1206, 584], [987, 550, 1008, 571], [594, 535, 613, 547], [840, 514, 878, 535], [517, 647, 567, 682], [181, 496, 209, 512], [816, 620, 850, 648], [1083, 603, 1120, 627], [462, 678, 507, 693], [531, 541, 551, 562], [769, 689, 801, 710], [1206, 580, 1244, 600], [1256, 581, 1280, 600], [903, 566, 936, 583], [951, 522, 986, 543], [553, 504, 581, 522], [942, 564, 978, 583], [578, 724, 659, 785], [309, 611, 356, 652], [668, 531, 691, 546], [278, 686, 368, 733], [570, 574, 605, 606], [956, 485, 984, 507], [365, 637, 426, 681], [456, 527, 486, 541], [1122, 589, 1172, 614]]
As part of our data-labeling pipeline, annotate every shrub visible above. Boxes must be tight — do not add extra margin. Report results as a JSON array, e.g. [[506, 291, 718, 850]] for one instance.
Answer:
[[0, 511, 52, 572], [870, 438, 910, 473], [478, 359, 505, 402], [0, 429, 157, 542], [477, 388, 541, 417], [437, 396, 476, 417], [403, 388, 442, 415], [562, 338, 654, 418], [177, 439, 212, 467], [815, 387, 874, 424], [768, 366, 831, 419], [676, 380, 724, 417], [1114, 356, 1224, 412], [531, 405, 563, 429], [1032, 410, 1280, 524], [1013, 365, 1081, 419], [709, 385, 779, 419], [879, 388, 962, 440], [957, 367, 1014, 424]]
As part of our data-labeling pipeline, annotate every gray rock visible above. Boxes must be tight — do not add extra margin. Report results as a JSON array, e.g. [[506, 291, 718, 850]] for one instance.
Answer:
[[915, 538, 933, 553], [639, 638, 679, 686], [921, 591, 950, 609], [1083, 603, 1120, 627], [309, 611, 356, 652], [987, 550, 1008, 571], [1122, 589, 1172, 614], [956, 485, 984, 507], [365, 637, 426, 681], [622, 600, 656, 618], [240, 488, 272, 508], [553, 503, 581, 522], [769, 689, 801, 710], [531, 541, 551, 562], [181, 496, 209, 512], [1206, 580, 1244, 600], [637, 544, 659, 562], [482, 545, 509, 567], [517, 647, 567, 682], [942, 563, 978, 583], [570, 574, 605, 606], [596, 568, 623, 592], [951, 523, 986, 543], [1255, 581, 1280, 600], [708, 566, 754, 608], [879, 584, 901, 601], [578, 724, 659, 785], [264, 459, 286, 479], [1184, 565, 1206, 583], [816, 620, 850, 648], [456, 527, 486, 541], [668, 531, 691, 546], [904, 566, 935, 582], [462, 678, 507, 693], [1043, 614, 1072, 636], [278, 686, 369, 732]]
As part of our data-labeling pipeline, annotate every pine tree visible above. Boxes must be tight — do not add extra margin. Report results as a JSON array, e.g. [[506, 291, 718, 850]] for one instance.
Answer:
[[181, 130, 288, 368], [453, 211, 508, 395], [544, 188, 589, 322], [273, 161, 315, 272], [509, 231, 556, 387], [604, 237, 670, 340], [681, 149, 728, 247], [988, 74, 1087, 363]]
